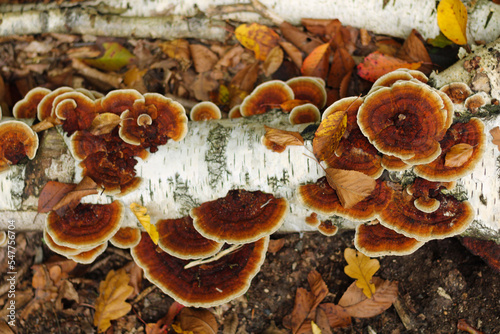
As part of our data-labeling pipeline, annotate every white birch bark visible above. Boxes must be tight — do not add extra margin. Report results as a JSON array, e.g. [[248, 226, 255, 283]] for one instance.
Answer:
[[0, 0, 499, 43]]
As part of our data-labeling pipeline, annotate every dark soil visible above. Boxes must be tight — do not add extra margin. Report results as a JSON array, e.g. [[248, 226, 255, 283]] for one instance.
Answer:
[[2, 230, 499, 333]]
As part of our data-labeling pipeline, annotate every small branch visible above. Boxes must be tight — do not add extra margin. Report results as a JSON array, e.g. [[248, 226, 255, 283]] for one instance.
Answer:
[[184, 244, 244, 269]]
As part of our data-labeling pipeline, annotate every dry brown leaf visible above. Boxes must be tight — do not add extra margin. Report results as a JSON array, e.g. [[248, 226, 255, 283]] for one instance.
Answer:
[[158, 39, 191, 70], [490, 126, 500, 151], [146, 301, 185, 334], [396, 29, 432, 74], [313, 111, 348, 162], [263, 125, 304, 149], [176, 307, 218, 334], [338, 277, 398, 318], [215, 45, 245, 69], [268, 238, 286, 254], [328, 47, 356, 90], [124, 261, 143, 297], [325, 168, 376, 209], [52, 176, 98, 216], [314, 307, 333, 334], [301, 43, 331, 79], [46, 256, 77, 286], [55, 280, 79, 310], [88, 112, 121, 135], [317, 303, 351, 328], [279, 41, 303, 69], [357, 51, 421, 82], [301, 18, 334, 36], [280, 21, 322, 54], [190, 43, 219, 73], [94, 269, 134, 333], [444, 143, 474, 167], [308, 270, 329, 308], [192, 72, 219, 101], [263, 46, 284, 77], [343, 248, 380, 298], [38, 181, 76, 213]]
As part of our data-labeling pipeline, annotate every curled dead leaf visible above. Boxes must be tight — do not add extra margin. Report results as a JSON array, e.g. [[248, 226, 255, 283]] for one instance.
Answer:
[[490, 126, 500, 151], [325, 168, 376, 209], [263, 46, 284, 77], [444, 143, 474, 167], [52, 176, 98, 216], [262, 125, 304, 153], [89, 112, 121, 135]]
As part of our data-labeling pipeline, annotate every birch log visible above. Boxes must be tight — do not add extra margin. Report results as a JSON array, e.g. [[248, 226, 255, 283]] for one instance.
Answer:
[[1, 41, 500, 241], [0, 0, 499, 43]]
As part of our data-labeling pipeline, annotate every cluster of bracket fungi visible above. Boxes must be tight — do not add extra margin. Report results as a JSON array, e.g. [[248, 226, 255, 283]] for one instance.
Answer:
[[0, 68, 488, 307]]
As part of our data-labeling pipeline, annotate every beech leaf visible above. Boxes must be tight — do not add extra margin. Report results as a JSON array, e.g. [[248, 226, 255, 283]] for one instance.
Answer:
[[313, 110, 347, 162], [235, 23, 280, 61], [263, 46, 284, 77], [130, 203, 159, 245], [263, 125, 304, 153], [338, 277, 398, 318], [490, 126, 500, 151], [176, 308, 218, 334], [437, 0, 468, 45], [444, 143, 474, 167], [325, 168, 376, 209], [301, 43, 331, 79], [279, 41, 303, 69], [317, 303, 351, 328], [52, 176, 98, 216], [88, 112, 121, 135], [38, 181, 76, 213], [343, 248, 380, 298], [357, 51, 421, 82], [93, 269, 134, 333], [83, 42, 135, 72]]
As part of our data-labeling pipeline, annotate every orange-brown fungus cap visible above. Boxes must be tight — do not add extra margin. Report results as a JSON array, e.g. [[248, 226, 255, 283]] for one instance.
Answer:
[[37, 87, 74, 121], [54, 92, 97, 135], [381, 154, 411, 171], [464, 93, 489, 113], [440, 82, 472, 104], [414, 118, 485, 182], [368, 70, 414, 94], [118, 97, 159, 146], [297, 177, 391, 220], [191, 189, 288, 244], [289, 104, 321, 125], [317, 220, 338, 236], [305, 213, 320, 228], [46, 200, 123, 249], [190, 101, 222, 121], [44, 229, 92, 257], [131, 233, 269, 307], [13, 87, 51, 119], [228, 105, 242, 119], [286, 77, 327, 109], [157, 216, 223, 259], [100, 89, 144, 115], [0, 120, 39, 170], [407, 178, 454, 213], [358, 80, 448, 165], [110, 227, 141, 249], [240, 80, 294, 117], [355, 221, 425, 257], [325, 128, 383, 178], [68, 242, 108, 264], [378, 191, 474, 241], [69, 130, 107, 161]]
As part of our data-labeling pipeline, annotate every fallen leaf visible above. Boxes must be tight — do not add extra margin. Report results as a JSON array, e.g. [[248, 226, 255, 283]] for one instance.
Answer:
[[427, 32, 455, 48], [314, 307, 333, 334], [437, 0, 468, 45], [52, 176, 98, 216], [190, 43, 219, 73], [147, 301, 185, 334], [308, 270, 329, 307], [159, 39, 191, 70], [338, 277, 398, 318], [280, 21, 322, 54], [285, 287, 315, 333], [176, 307, 218, 334], [88, 112, 121, 135], [357, 51, 421, 82], [124, 261, 143, 297], [268, 238, 286, 254], [263, 46, 284, 77], [301, 43, 331, 79], [263, 125, 304, 148], [490, 126, 500, 151], [301, 18, 334, 36], [38, 181, 76, 213], [328, 47, 355, 90], [229, 62, 260, 107], [317, 303, 351, 328], [83, 42, 135, 72], [311, 321, 322, 334], [55, 280, 79, 310], [94, 269, 134, 333], [444, 143, 474, 167], [396, 29, 432, 74], [279, 41, 303, 69], [130, 203, 159, 245], [235, 23, 280, 61], [312, 110, 347, 162], [192, 72, 219, 101], [343, 248, 380, 298]]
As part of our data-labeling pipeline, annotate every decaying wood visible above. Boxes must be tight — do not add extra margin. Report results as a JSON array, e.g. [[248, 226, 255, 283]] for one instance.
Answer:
[[0, 0, 499, 42]]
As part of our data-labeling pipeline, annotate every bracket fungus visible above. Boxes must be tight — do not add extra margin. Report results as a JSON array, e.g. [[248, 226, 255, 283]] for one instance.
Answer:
[[191, 189, 288, 244], [132, 232, 269, 308], [156, 216, 223, 260], [53, 91, 98, 136], [288, 103, 321, 125], [189, 101, 222, 121], [12, 87, 51, 119], [0, 120, 39, 173], [240, 80, 294, 117], [286, 76, 327, 109], [110, 227, 141, 249]]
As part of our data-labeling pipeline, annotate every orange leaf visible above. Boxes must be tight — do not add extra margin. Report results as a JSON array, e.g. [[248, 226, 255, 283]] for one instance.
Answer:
[[38, 181, 76, 213], [280, 21, 322, 54], [328, 47, 356, 89], [176, 308, 218, 334], [490, 126, 500, 151], [52, 176, 98, 216], [357, 51, 421, 82], [396, 29, 432, 74], [325, 168, 376, 209], [313, 110, 347, 162], [263, 125, 304, 153], [235, 23, 280, 61], [317, 303, 351, 328], [444, 143, 474, 167], [93, 269, 134, 333], [279, 41, 303, 69], [263, 46, 284, 77], [301, 43, 331, 79]]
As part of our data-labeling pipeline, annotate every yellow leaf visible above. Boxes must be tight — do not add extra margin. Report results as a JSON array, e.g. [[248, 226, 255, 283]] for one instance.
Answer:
[[88, 112, 121, 136], [325, 168, 376, 209], [93, 269, 134, 333], [343, 248, 380, 298], [130, 203, 159, 245], [437, 0, 468, 45], [311, 321, 322, 334], [171, 323, 194, 334], [235, 23, 280, 61], [263, 46, 284, 77], [444, 143, 474, 167], [313, 110, 348, 162], [83, 42, 135, 72]]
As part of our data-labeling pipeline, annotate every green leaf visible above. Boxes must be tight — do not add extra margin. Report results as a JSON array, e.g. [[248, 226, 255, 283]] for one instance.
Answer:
[[83, 42, 135, 72]]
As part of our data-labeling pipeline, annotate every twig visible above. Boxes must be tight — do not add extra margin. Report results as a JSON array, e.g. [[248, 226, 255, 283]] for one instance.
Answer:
[[132, 284, 157, 304], [184, 244, 243, 269], [393, 296, 416, 331]]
